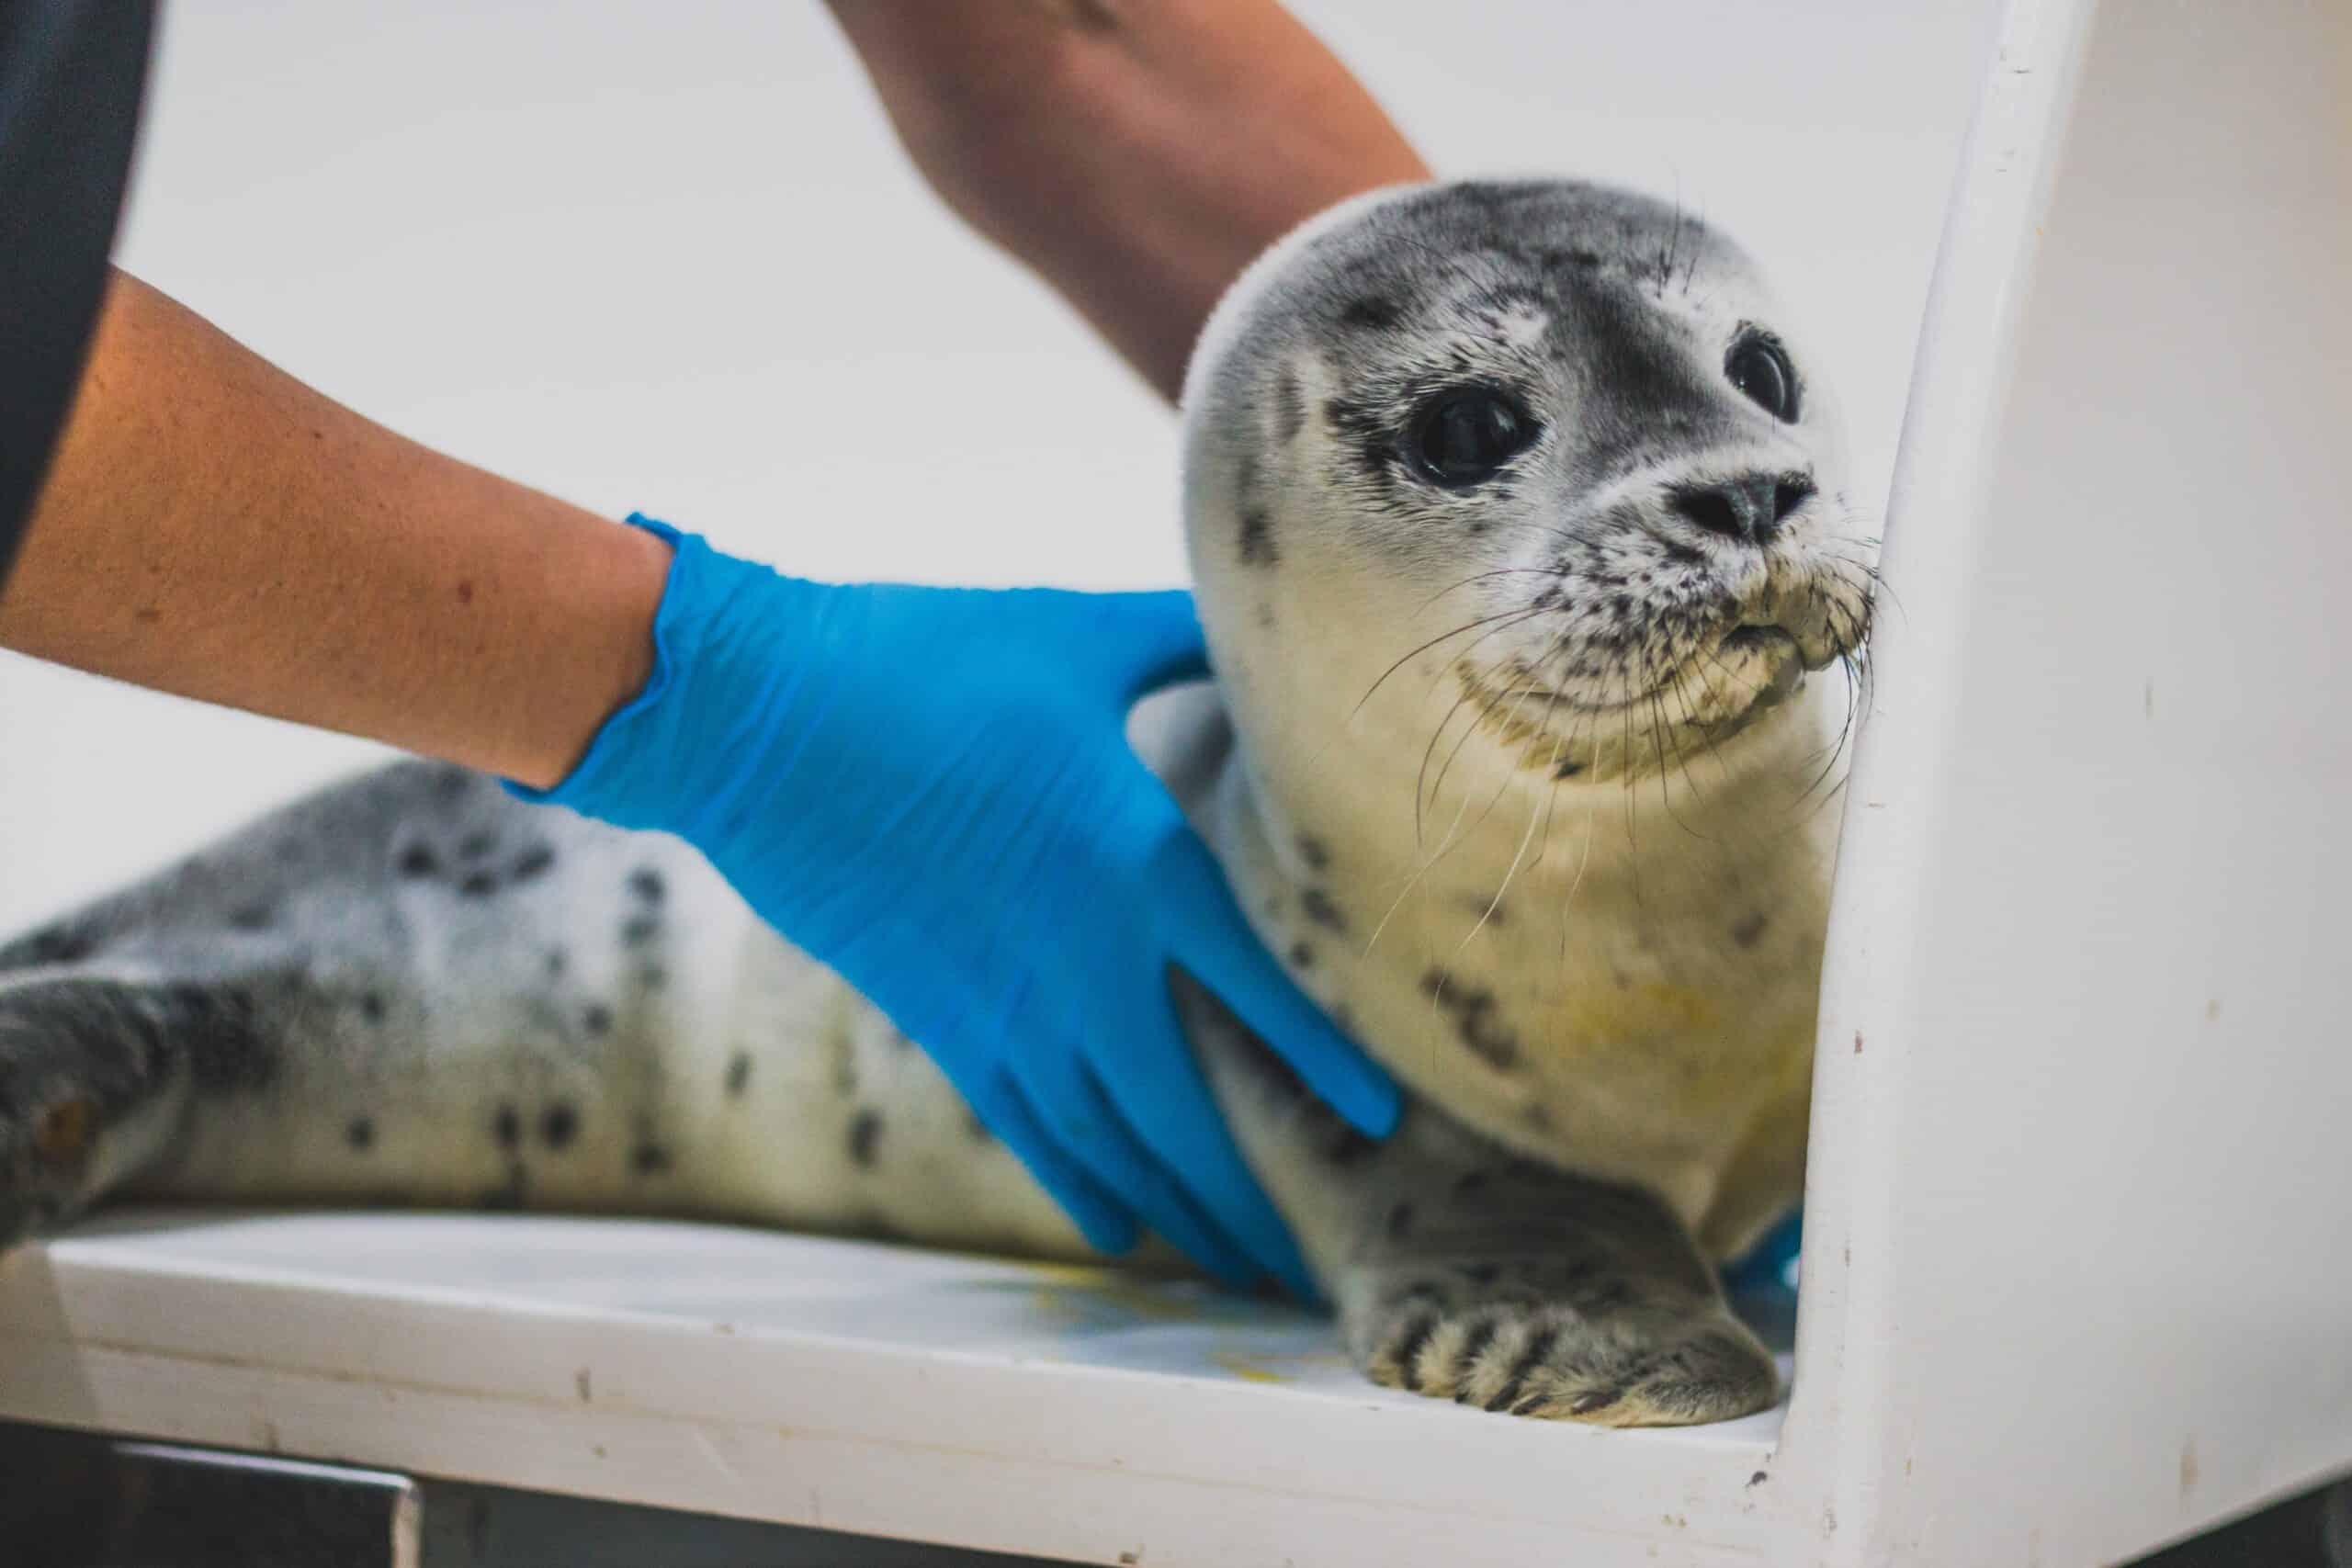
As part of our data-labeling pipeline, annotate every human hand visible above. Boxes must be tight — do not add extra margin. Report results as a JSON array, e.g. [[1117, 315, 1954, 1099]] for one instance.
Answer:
[[514, 516, 1399, 1297]]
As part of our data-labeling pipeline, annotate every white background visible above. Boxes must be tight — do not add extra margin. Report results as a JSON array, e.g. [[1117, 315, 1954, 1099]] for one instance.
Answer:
[[0, 0, 1996, 934]]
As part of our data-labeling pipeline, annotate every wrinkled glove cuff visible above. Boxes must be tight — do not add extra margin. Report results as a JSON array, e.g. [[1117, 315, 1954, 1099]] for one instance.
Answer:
[[500, 513, 701, 831]]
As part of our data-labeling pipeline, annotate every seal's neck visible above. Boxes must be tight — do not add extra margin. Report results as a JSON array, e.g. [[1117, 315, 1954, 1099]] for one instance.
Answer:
[[1197, 679, 1845, 1219], [1213, 680, 1848, 952], [1185, 644, 1844, 1232]]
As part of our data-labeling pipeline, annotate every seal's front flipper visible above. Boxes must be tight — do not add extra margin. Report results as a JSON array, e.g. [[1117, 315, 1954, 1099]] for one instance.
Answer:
[[1333, 1164, 1779, 1426], [1182, 975, 1778, 1426]]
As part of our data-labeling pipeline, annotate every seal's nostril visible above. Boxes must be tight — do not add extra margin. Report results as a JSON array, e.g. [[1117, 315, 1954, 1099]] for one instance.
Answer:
[[1674, 489, 1747, 540], [1670, 473, 1811, 544], [1773, 474, 1815, 525]]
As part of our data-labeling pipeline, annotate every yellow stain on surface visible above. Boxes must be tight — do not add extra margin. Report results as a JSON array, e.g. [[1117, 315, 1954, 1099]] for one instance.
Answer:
[[987, 1263, 1223, 1330], [1212, 1351, 1290, 1384]]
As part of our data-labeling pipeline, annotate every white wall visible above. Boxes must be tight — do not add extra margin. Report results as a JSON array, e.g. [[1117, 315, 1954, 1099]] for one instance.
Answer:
[[0, 0, 1995, 934]]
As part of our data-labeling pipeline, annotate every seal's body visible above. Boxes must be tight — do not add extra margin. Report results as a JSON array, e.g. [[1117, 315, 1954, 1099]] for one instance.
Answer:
[[0, 182, 1873, 1426]]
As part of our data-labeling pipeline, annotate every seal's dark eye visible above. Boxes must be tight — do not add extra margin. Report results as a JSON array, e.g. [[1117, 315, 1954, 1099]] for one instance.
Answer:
[[1407, 389, 1537, 487], [1725, 333, 1800, 423]]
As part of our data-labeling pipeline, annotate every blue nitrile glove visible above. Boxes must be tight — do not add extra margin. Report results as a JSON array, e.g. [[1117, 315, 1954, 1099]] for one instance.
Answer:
[[511, 516, 1401, 1298]]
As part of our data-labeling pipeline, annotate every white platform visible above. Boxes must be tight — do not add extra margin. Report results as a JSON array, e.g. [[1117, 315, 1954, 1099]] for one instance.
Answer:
[[0, 1212, 1789, 1566]]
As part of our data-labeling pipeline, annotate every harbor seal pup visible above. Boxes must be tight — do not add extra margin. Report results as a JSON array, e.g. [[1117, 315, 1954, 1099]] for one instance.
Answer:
[[0, 179, 1874, 1426]]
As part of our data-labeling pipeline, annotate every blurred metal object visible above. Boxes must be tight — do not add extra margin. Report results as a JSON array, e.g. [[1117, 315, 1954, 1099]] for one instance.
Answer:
[[0, 1424, 418, 1568], [418, 1478, 1059, 1568], [2129, 1477, 2352, 1568], [0, 1420, 1048, 1566], [0, 1418, 2338, 1565]]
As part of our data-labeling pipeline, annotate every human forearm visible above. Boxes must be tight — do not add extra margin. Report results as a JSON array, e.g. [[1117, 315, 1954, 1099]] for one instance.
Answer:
[[0, 271, 669, 788], [826, 0, 1430, 402]]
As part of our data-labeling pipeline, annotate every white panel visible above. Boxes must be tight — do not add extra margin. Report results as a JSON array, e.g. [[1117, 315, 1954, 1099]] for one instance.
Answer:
[[1792, 2, 2352, 1563]]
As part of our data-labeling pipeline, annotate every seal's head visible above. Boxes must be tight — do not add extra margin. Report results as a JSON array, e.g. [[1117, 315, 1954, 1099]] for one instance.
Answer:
[[1183, 180, 1874, 798]]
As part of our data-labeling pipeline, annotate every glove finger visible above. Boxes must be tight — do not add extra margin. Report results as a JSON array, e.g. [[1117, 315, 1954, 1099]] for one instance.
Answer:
[[1005, 998, 1264, 1291], [1080, 978, 1322, 1302], [1093, 589, 1214, 704], [966, 1069, 1139, 1258], [1155, 830, 1403, 1139], [1068, 1069, 1263, 1292]]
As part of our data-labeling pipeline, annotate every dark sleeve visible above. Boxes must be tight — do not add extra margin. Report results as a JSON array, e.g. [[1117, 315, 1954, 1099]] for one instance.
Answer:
[[0, 0, 155, 588]]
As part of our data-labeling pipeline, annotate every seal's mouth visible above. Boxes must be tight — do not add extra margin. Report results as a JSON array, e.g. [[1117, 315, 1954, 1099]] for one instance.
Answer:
[[1689, 626, 1808, 743], [1477, 683, 1636, 716], [1440, 551, 1874, 784], [1453, 628, 1814, 781], [1720, 624, 1802, 661], [1468, 626, 1810, 723]]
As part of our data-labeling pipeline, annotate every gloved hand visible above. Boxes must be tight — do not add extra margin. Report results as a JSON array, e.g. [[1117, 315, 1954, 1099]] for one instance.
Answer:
[[513, 515, 1399, 1298]]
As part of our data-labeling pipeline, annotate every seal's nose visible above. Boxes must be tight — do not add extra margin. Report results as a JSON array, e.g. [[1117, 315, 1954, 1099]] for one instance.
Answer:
[[1670, 473, 1814, 544]]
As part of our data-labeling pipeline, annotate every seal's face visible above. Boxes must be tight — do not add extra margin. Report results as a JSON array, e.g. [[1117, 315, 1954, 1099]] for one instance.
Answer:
[[1185, 181, 1875, 787]]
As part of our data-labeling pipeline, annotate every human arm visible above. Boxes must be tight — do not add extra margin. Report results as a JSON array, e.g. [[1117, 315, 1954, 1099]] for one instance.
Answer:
[[826, 0, 1431, 402], [10, 2, 1433, 772], [8, 2, 1434, 769], [0, 269, 668, 790]]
